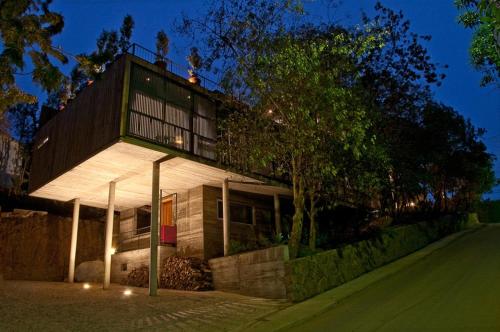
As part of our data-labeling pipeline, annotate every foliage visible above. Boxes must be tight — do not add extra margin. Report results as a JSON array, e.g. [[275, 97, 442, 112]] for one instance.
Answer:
[[0, 0, 67, 114], [155, 30, 169, 60], [5, 103, 39, 193], [62, 14, 135, 104], [455, 0, 500, 86], [180, 0, 496, 255]]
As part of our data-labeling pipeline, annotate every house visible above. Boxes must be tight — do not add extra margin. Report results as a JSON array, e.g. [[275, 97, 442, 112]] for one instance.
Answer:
[[28, 44, 292, 295]]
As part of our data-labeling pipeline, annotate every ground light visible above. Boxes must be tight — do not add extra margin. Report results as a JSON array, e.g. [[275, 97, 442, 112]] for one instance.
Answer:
[[83, 283, 91, 289], [110, 247, 116, 255], [123, 289, 132, 296]]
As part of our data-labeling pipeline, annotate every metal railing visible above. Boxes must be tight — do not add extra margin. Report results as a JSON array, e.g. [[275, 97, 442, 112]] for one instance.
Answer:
[[117, 226, 151, 252], [127, 43, 222, 92], [117, 226, 175, 252]]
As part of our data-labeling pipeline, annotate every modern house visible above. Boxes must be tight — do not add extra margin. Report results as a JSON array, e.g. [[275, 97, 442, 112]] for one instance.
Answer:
[[28, 44, 291, 295]]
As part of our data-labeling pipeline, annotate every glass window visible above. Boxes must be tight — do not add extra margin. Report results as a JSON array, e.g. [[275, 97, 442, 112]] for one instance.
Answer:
[[217, 200, 253, 224], [136, 207, 151, 234]]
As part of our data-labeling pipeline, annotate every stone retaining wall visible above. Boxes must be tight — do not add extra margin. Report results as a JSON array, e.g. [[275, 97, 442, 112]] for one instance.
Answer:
[[209, 214, 477, 301], [285, 214, 478, 302], [0, 211, 104, 281]]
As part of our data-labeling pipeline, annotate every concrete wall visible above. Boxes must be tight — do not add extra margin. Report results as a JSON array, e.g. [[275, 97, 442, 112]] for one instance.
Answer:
[[116, 185, 277, 260], [203, 185, 275, 259], [209, 215, 477, 301], [176, 186, 205, 258], [0, 211, 104, 281], [111, 246, 176, 283], [209, 245, 289, 299]]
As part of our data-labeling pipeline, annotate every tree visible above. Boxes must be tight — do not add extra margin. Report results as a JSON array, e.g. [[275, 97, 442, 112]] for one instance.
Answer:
[[156, 30, 170, 59], [66, 14, 135, 101], [6, 102, 39, 193], [421, 102, 497, 211], [0, 0, 67, 114], [220, 31, 379, 258], [358, 2, 447, 216], [456, 0, 500, 86]]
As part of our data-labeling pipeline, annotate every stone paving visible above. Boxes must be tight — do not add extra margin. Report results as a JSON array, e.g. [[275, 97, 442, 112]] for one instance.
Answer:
[[0, 280, 289, 331]]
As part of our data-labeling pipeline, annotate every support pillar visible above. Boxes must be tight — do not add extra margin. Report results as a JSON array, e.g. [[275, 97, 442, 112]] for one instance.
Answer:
[[149, 161, 160, 296], [222, 178, 230, 256], [68, 198, 80, 283], [274, 193, 281, 236], [103, 181, 115, 290]]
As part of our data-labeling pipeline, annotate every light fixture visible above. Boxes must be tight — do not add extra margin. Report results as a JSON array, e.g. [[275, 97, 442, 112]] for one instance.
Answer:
[[110, 247, 116, 255], [83, 283, 91, 289], [175, 136, 183, 145], [123, 289, 132, 296], [267, 109, 273, 114], [146, 77, 150, 82]]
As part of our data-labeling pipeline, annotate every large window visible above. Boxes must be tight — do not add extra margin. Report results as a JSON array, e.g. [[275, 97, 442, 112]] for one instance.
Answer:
[[136, 207, 151, 234], [127, 63, 217, 159], [217, 200, 253, 224]]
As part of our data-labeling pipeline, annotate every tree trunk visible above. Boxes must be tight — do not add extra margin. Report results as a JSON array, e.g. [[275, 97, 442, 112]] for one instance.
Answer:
[[308, 191, 317, 251], [288, 158, 305, 260]]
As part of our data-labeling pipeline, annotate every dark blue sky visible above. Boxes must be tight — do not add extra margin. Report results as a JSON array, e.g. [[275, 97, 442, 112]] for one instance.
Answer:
[[18, 0, 500, 197]]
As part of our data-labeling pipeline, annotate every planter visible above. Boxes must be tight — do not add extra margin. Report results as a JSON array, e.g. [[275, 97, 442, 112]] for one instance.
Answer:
[[154, 60, 167, 70]]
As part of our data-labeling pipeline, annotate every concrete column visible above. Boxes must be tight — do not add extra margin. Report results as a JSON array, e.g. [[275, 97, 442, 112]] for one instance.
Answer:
[[149, 162, 160, 296], [103, 181, 115, 290], [222, 178, 230, 256], [274, 193, 281, 236], [68, 198, 80, 283]]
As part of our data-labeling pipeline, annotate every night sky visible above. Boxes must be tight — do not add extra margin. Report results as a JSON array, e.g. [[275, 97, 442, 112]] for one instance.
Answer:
[[17, 0, 500, 198]]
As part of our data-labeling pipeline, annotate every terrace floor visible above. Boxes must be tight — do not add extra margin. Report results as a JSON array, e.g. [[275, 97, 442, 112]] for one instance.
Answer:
[[0, 280, 289, 331]]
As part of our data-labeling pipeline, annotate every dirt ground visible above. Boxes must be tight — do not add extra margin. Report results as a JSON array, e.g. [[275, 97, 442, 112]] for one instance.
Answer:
[[0, 280, 289, 331]]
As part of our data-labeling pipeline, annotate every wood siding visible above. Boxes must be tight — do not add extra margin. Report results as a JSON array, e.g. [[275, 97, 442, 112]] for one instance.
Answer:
[[176, 186, 205, 258], [29, 56, 126, 193], [203, 185, 275, 259]]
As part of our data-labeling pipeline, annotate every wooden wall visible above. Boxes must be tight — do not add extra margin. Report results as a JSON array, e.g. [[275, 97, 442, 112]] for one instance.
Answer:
[[176, 186, 205, 258], [29, 56, 126, 193], [202, 185, 275, 259]]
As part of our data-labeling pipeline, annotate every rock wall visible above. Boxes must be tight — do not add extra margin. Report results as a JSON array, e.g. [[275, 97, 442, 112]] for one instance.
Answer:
[[285, 214, 478, 302], [0, 211, 104, 281]]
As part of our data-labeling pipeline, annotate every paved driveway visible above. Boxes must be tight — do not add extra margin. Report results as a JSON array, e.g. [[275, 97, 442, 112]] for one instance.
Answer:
[[290, 224, 500, 331], [0, 280, 288, 331]]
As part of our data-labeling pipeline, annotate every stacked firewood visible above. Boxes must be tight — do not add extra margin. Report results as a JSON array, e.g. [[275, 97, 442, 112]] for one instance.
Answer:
[[159, 256, 213, 291], [123, 265, 149, 288]]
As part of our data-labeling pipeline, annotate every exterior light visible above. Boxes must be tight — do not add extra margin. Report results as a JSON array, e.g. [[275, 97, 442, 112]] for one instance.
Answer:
[[409, 202, 416, 207], [146, 77, 150, 82], [124, 289, 132, 296], [188, 76, 198, 84], [267, 109, 273, 114], [175, 136, 183, 145], [110, 247, 116, 255], [83, 283, 91, 289]]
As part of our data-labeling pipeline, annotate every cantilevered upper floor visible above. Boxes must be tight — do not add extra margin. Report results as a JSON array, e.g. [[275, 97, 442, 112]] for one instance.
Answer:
[[29, 46, 291, 210]]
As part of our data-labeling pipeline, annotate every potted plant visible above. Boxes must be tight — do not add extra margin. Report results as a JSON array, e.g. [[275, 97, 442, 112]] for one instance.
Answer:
[[187, 47, 202, 85], [155, 30, 169, 70]]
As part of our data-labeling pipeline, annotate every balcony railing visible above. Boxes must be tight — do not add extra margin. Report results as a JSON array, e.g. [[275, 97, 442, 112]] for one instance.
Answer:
[[126, 59, 218, 160], [117, 226, 176, 253], [127, 43, 221, 92]]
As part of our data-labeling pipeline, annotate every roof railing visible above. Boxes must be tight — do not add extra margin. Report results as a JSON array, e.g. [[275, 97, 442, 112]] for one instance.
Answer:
[[126, 43, 222, 92]]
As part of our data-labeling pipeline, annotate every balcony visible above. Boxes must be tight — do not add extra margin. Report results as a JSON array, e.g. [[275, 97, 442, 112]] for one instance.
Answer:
[[126, 59, 217, 160]]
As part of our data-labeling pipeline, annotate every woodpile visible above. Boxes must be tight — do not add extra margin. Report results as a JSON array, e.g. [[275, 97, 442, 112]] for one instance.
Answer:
[[123, 265, 149, 288], [159, 256, 213, 291]]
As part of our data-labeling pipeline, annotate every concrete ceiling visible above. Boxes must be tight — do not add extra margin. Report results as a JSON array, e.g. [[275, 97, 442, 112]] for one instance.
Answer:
[[30, 141, 291, 211]]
